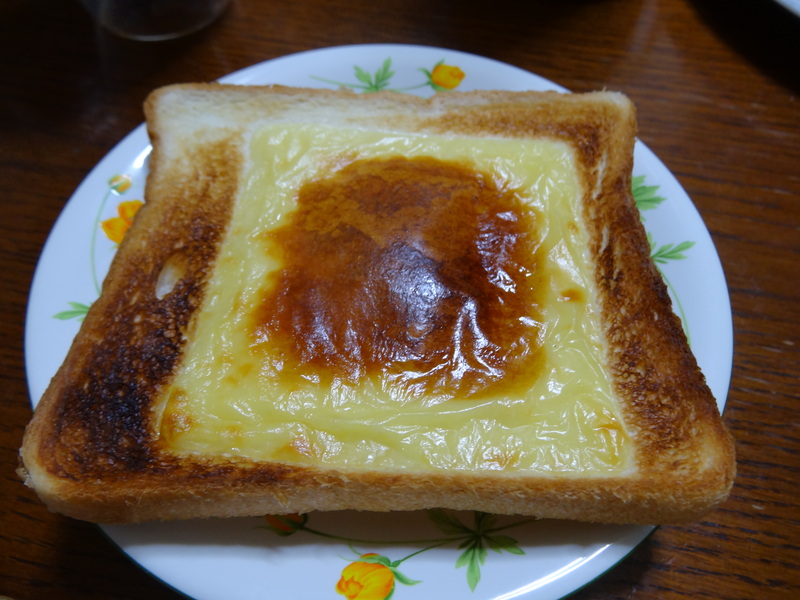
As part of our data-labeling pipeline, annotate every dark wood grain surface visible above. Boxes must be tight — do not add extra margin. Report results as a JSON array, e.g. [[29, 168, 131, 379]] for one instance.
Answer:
[[2, 0, 798, 598]]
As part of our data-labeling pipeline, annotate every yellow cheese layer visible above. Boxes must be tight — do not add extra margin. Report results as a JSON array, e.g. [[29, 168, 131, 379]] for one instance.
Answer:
[[154, 123, 631, 475]]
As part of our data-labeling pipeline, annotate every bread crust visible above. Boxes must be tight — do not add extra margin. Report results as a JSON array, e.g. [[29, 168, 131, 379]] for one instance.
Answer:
[[20, 85, 735, 524]]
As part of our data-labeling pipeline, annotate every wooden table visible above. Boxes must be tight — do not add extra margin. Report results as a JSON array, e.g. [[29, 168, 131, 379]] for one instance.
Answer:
[[2, 0, 798, 598]]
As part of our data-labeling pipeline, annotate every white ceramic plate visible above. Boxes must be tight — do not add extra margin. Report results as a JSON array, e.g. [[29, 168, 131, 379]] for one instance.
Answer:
[[25, 44, 732, 600], [773, 0, 800, 17]]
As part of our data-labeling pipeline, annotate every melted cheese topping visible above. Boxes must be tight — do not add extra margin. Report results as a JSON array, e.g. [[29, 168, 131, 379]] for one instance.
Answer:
[[153, 123, 631, 475]]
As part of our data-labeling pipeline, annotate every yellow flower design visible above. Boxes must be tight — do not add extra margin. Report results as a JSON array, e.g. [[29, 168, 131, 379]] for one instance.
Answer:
[[336, 554, 395, 600], [101, 200, 143, 244], [263, 513, 307, 536], [108, 173, 133, 194], [431, 63, 465, 90]]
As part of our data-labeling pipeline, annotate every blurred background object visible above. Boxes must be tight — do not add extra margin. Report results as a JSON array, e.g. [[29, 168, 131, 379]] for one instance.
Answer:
[[80, 0, 232, 41]]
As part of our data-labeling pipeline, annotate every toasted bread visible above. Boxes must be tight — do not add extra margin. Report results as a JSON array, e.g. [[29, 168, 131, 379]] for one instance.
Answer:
[[19, 84, 735, 524]]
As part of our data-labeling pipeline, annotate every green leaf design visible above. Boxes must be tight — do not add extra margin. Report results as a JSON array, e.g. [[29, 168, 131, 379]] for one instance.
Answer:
[[353, 65, 372, 85], [485, 534, 525, 555], [649, 236, 696, 264], [629, 176, 693, 341], [391, 568, 422, 586], [473, 511, 495, 531], [355, 553, 394, 568], [454, 547, 471, 568], [646, 234, 694, 343], [427, 510, 529, 589], [632, 174, 666, 213], [456, 544, 487, 591], [427, 509, 472, 535], [317, 58, 396, 92], [54, 301, 91, 321], [373, 58, 395, 90]]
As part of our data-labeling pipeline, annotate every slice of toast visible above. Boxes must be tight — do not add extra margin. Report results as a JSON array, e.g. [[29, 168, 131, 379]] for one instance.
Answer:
[[19, 84, 735, 524]]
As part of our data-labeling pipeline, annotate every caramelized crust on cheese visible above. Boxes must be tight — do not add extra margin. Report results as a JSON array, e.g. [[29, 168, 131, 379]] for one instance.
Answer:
[[252, 155, 544, 400], [19, 86, 735, 524]]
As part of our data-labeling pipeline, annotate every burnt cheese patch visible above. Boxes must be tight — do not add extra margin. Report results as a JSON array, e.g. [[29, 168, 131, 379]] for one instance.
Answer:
[[251, 156, 544, 401]]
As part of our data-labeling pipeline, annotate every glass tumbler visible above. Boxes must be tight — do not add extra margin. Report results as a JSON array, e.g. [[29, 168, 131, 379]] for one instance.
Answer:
[[80, 0, 232, 41]]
